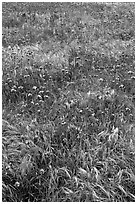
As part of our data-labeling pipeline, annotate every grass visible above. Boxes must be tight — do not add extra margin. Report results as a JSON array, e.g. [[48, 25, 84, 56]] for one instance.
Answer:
[[2, 2, 135, 202]]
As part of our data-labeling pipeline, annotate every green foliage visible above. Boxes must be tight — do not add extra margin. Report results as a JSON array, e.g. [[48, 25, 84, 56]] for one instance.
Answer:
[[2, 2, 135, 202]]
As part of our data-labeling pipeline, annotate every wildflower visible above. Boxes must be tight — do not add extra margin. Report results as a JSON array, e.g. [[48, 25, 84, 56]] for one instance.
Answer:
[[99, 78, 103, 82], [40, 169, 45, 174], [14, 181, 20, 187], [32, 86, 37, 90], [37, 95, 42, 100]]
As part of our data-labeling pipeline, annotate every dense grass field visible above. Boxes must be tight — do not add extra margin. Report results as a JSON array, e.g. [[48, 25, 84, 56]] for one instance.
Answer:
[[2, 2, 135, 202]]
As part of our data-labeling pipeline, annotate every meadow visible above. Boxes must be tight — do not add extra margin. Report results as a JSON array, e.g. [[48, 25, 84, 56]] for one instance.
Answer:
[[2, 2, 135, 202]]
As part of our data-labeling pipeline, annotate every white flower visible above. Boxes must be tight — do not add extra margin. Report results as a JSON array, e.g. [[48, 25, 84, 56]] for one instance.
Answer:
[[14, 181, 20, 187], [40, 169, 45, 174]]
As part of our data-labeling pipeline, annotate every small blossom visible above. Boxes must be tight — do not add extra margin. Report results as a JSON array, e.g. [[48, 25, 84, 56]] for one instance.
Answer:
[[14, 181, 20, 187], [40, 169, 45, 174]]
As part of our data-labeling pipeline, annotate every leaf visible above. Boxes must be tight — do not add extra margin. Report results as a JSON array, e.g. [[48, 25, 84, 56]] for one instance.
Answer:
[[79, 167, 87, 175], [62, 187, 73, 194], [93, 167, 100, 182], [79, 167, 90, 178], [20, 154, 32, 176], [108, 127, 119, 144], [118, 185, 127, 196], [116, 170, 123, 183], [59, 167, 71, 179], [96, 183, 110, 198]]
